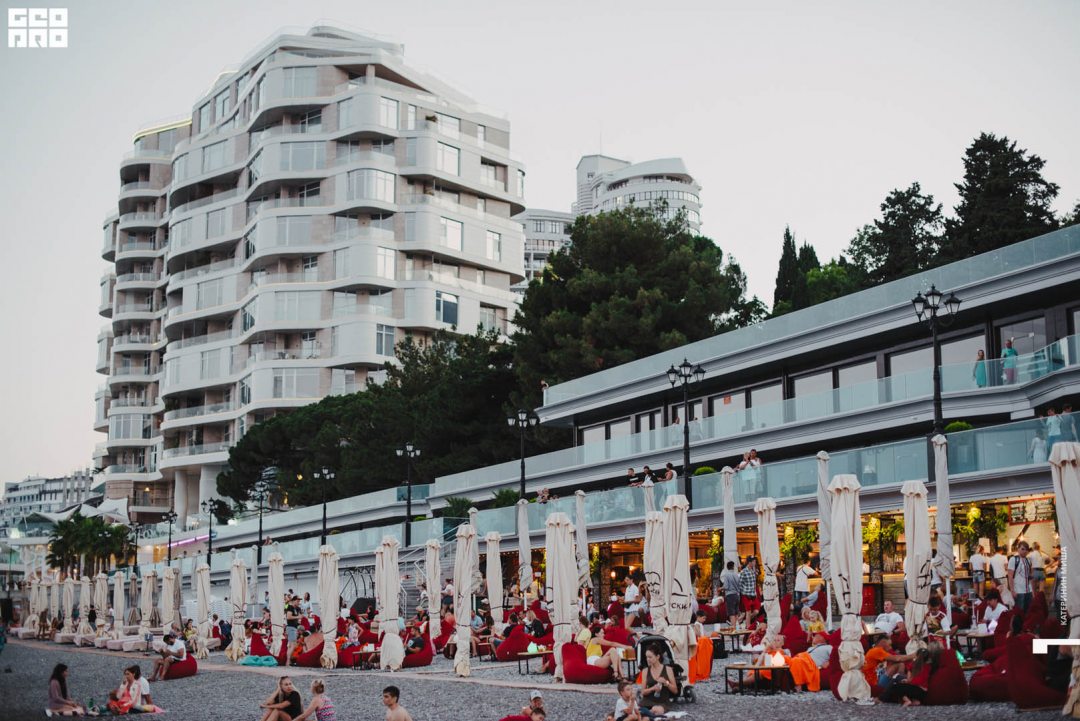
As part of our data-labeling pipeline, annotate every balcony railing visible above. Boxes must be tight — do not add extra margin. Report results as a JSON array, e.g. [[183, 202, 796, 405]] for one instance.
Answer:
[[118, 241, 161, 254], [113, 334, 154, 346], [170, 329, 237, 351], [163, 401, 238, 421], [110, 397, 155, 409], [162, 442, 231, 459], [120, 181, 158, 193], [115, 273, 160, 284], [170, 188, 240, 216], [111, 365, 160, 377], [133, 490, 172, 508], [171, 258, 239, 282], [119, 212, 160, 226]]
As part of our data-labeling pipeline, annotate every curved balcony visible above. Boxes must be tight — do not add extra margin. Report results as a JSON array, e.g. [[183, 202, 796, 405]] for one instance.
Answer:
[[161, 442, 231, 462], [116, 241, 165, 263], [118, 212, 162, 231], [161, 401, 239, 430], [112, 333, 159, 352], [113, 303, 161, 322], [108, 365, 160, 385], [114, 272, 162, 291]]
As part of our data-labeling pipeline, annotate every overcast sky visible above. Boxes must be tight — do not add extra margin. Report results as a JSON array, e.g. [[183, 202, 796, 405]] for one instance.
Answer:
[[1, 0, 1077, 485]]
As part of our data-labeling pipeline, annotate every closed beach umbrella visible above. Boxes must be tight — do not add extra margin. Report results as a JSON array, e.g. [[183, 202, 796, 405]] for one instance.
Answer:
[[424, 540, 441, 611], [195, 564, 211, 658], [94, 573, 109, 633], [317, 545, 340, 669], [126, 574, 139, 626], [50, 578, 59, 622], [643, 476, 656, 515], [379, 536, 406, 671], [224, 556, 248, 662], [485, 532, 504, 631], [160, 567, 179, 633], [574, 491, 591, 592], [902, 480, 932, 652], [138, 572, 155, 636], [721, 467, 739, 570], [373, 546, 384, 619], [932, 435, 955, 623], [453, 523, 476, 677], [77, 576, 93, 636], [268, 551, 285, 655], [26, 578, 38, 632], [662, 495, 697, 682], [111, 571, 125, 639], [755, 497, 781, 639], [62, 578, 75, 632], [516, 499, 532, 597], [1048, 442, 1080, 718], [468, 508, 483, 596], [644, 511, 667, 632], [816, 451, 833, 629], [829, 474, 871, 702], [544, 512, 577, 682]]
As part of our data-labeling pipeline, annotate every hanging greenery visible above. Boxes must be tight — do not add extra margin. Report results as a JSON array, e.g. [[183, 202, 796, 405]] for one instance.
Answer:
[[863, 517, 904, 558], [954, 505, 1009, 552], [780, 526, 818, 561]]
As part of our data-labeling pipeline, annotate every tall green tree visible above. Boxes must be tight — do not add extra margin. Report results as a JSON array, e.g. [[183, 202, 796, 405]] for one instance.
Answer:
[[1062, 199, 1080, 227], [940, 133, 1059, 262], [846, 182, 944, 286], [772, 226, 799, 311], [806, 257, 864, 306], [512, 205, 764, 403], [797, 242, 820, 275]]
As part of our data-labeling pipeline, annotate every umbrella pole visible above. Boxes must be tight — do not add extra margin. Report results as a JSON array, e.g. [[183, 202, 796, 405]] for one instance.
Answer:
[[944, 577, 952, 649], [826, 583, 833, 631]]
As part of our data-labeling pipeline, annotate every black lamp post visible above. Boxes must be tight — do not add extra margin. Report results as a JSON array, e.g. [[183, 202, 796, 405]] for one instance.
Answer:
[[313, 467, 335, 546], [130, 522, 142, 576], [396, 443, 421, 546], [666, 358, 705, 507], [254, 471, 276, 566], [200, 499, 215, 565], [163, 510, 177, 565], [911, 285, 961, 435], [508, 409, 539, 500]]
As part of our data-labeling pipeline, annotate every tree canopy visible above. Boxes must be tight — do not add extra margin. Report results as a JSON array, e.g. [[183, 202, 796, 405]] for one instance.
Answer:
[[847, 182, 944, 286]]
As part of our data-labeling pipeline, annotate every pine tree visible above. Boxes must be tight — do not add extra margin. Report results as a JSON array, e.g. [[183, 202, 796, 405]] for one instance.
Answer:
[[797, 242, 820, 275], [847, 182, 944, 286], [772, 226, 799, 310], [940, 133, 1059, 262]]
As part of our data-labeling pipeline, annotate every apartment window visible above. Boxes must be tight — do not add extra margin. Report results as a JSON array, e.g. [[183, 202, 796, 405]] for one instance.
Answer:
[[533, 220, 544, 233], [301, 330, 318, 357], [436, 143, 460, 175], [436, 113, 460, 139], [334, 248, 350, 278], [196, 278, 224, 309], [485, 230, 502, 261], [346, 169, 396, 202], [206, 208, 226, 238], [635, 410, 662, 433], [241, 300, 257, 331], [888, 346, 932, 376], [214, 90, 230, 120], [338, 98, 353, 128], [274, 291, 321, 321], [298, 181, 321, 205], [301, 255, 318, 281], [477, 197, 486, 214], [172, 154, 189, 182], [406, 104, 417, 129], [110, 414, 151, 440], [942, 334, 985, 365], [280, 141, 325, 171], [376, 247, 395, 279], [480, 163, 497, 187], [793, 370, 833, 397], [435, 291, 458, 325], [369, 139, 393, 156], [200, 349, 222, 379], [476, 269, 486, 286], [581, 424, 605, 445], [247, 149, 263, 185], [198, 103, 211, 132], [282, 66, 317, 98], [158, 128, 178, 153], [376, 324, 395, 356], [298, 109, 322, 133], [202, 141, 228, 173], [378, 97, 399, 129], [479, 306, 497, 333], [749, 382, 783, 407], [838, 361, 877, 387], [273, 368, 319, 398], [440, 217, 463, 251]]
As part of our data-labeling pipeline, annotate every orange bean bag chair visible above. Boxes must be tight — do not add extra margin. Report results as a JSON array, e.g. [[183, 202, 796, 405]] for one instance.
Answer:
[[781, 614, 808, 655], [250, 633, 287, 665], [923, 643, 968, 705], [293, 641, 326, 668], [163, 654, 197, 679], [495, 625, 534, 662], [687, 636, 713, 683], [401, 629, 434, 669], [1006, 633, 1066, 710], [561, 642, 613, 684]]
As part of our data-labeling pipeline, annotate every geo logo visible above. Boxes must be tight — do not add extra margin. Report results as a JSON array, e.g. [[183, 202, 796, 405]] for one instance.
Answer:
[[8, 8, 68, 48]]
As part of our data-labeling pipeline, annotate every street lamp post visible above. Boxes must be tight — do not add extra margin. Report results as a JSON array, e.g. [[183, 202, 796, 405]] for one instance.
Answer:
[[163, 511, 178, 565], [667, 358, 706, 507], [254, 470, 276, 566], [508, 409, 539, 500], [312, 467, 335, 546], [396, 444, 421, 547], [130, 523, 142, 576], [911, 285, 962, 435], [200, 500, 215, 565]]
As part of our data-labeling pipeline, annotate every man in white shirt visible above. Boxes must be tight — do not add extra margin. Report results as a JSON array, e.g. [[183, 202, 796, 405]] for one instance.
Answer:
[[149, 632, 187, 681], [988, 546, 1008, 587], [873, 600, 904, 635], [982, 591, 1007, 630], [794, 559, 817, 604], [441, 579, 455, 610], [1007, 541, 1033, 612], [968, 545, 988, 596]]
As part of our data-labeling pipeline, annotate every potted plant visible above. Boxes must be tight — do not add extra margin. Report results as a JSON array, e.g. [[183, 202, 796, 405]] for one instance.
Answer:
[[945, 420, 976, 472]]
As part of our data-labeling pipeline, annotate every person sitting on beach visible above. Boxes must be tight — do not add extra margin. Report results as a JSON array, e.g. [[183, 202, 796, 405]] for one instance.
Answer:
[[585, 625, 632, 681], [730, 634, 789, 690], [740, 621, 768, 652], [519, 689, 545, 717], [640, 646, 678, 712], [259, 676, 303, 721], [382, 685, 412, 721], [149, 633, 186, 681], [107, 664, 157, 715], [925, 597, 956, 639], [614, 679, 656, 720], [880, 647, 935, 706], [787, 632, 831, 692], [292, 679, 336, 721], [47, 663, 86, 717], [182, 618, 198, 652], [405, 625, 425, 656], [524, 609, 545, 637], [863, 635, 914, 693], [982, 589, 1008, 629], [873, 600, 904, 635]]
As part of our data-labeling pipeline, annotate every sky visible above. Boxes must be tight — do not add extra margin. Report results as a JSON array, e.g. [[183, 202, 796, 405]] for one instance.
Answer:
[[0, 0, 1077, 485]]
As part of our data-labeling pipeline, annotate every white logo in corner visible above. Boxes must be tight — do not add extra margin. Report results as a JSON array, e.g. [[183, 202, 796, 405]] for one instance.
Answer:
[[8, 8, 67, 48]]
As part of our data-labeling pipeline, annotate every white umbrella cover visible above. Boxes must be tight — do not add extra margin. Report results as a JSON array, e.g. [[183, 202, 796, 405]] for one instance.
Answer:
[[195, 564, 212, 658], [111, 571, 125, 639], [62, 578, 75, 632], [574, 491, 591, 592], [26, 578, 38, 632], [51, 579, 60, 622], [373, 546, 384, 622], [816, 451, 833, 629], [643, 476, 656, 515], [516, 499, 532, 595], [544, 512, 577, 682], [268, 551, 285, 655], [138, 572, 155, 636], [485, 532, 504, 631], [661, 495, 697, 683], [423, 539, 441, 612], [225, 557, 248, 662], [94, 573, 109, 633], [755, 497, 781, 640], [1049, 442, 1080, 718], [828, 474, 871, 701], [721, 467, 739, 569], [931, 435, 955, 621], [453, 523, 476, 677], [379, 536, 406, 670], [77, 576, 93, 635], [468, 508, 483, 596], [160, 567, 179, 634], [317, 545, 340, 669], [644, 511, 667, 632], [901, 480, 933, 653], [126, 574, 139, 626]]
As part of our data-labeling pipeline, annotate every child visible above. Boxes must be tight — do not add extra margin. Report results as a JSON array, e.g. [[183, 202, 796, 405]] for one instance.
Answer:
[[614, 679, 655, 721]]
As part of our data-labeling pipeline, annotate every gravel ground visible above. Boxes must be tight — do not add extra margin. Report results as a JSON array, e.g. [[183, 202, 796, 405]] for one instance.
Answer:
[[0, 639, 1062, 721]]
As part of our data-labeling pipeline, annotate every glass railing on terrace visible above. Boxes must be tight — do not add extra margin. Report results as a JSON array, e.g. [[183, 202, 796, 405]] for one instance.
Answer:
[[544, 225, 1080, 404], [163, 401, 237, 421]]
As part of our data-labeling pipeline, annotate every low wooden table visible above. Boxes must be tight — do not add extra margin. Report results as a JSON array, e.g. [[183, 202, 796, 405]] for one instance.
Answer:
[[960, 660, 988, 672], [517, 650, 552, 675], [716, 629, 751, 654], [350, 649, 380, 670], [864, 629, 887, 643], [724, 662, 792, 695], [957, 631, 993, 659]]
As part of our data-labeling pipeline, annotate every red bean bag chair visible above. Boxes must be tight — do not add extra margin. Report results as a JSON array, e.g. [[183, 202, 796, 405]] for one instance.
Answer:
[[969, 652, 1009, 702], [780, 593, 792, 623], [890, 629, 909, 653], [433, 617, 455, 651], [781, 614, 809, 655], [562, 641, 613, 684], [495, 625, 533, 662], [337, 618, 348, 636], [250, 633, 287, 665], [923, 642, 968, 705], [1006, 633, 1066, 710], [981, 644, 1007, 664], [826, 639, 879, 701], [699, 603, 718, 625], [604, 626, 634, 647], [1026, 591, 1047, 618], [1041, 615, 1065, 639], [811, 590, 828, 616], [951, 609, 971, 630], [300, 617, 311, 631], [337, 645, 363, 668], [293, 641, 325, 668], [529, 601, 551, 625], [163, 654, 197, 679], [988, 609, 1014, 649], [534, 629, 554, 646], [605, 602, 624, 622], [504, 605, 524, 623], [401, 629, 434, 669], [498, 716, 530, 721]]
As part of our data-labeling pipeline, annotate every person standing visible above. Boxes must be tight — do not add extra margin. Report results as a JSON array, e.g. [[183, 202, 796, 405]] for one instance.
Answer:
[[794, 558, 817, 604], [720, 561, 742, 626], [739, 557, 759, 618], [1029, 541, 1049, 594], [967, 545, 988, 597], [972, 349, 988, 388], [1001, 338, 1018, 383], [1030, 431, 1048, 464], [1061, 404, 1077, 442], [1045, 407, 1063, 454], [988, 546, 1008, 590], [1007, 541, 1033, 612]]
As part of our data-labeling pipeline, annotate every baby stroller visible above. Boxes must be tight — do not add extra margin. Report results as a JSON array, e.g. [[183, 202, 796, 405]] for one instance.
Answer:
[[634, 633, 695, 703]]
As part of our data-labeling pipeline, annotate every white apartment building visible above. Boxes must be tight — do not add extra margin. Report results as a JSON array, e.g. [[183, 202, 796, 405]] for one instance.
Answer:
[[512, 209, 573, 291], [0, 469, 95, 533], [95, 26, 526, 527]]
